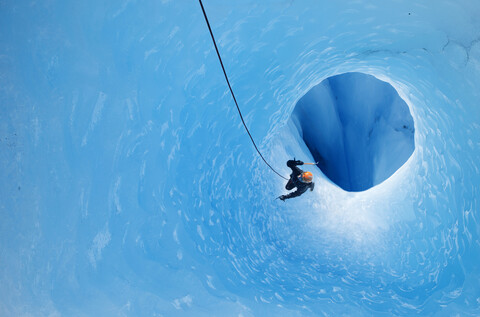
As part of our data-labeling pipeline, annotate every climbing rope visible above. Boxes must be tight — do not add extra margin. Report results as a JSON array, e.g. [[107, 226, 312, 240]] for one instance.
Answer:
[[198, 0, 289, 181]]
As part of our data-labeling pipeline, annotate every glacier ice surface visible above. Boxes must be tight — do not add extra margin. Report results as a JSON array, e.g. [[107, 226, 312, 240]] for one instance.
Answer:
[[1, 0, 480, 316]]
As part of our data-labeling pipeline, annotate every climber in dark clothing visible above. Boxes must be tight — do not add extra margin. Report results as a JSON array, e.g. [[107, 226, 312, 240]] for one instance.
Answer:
[[278, 159, 315, 201]]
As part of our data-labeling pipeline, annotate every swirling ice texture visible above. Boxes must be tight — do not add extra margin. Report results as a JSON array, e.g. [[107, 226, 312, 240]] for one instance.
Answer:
[[1, 0, 480, 316]]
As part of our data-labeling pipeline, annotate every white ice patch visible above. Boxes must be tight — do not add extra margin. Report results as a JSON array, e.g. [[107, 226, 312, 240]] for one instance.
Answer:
[[80, 188, 89, 218], [88, 225, 111, 268], [197, 225, 205, 241], [172, 295, 192, 309], [173, 226, 179, 243], [110, 177, 122, 214], [82, 92, 107, 146], [206, 275, 215, 289]]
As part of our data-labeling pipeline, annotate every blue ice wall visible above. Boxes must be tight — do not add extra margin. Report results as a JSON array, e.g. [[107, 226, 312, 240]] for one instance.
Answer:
[[1, 0, 480, 316], [292, 72, 415, 192]]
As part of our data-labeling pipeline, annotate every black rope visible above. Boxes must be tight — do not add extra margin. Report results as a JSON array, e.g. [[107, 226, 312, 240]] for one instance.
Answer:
[[198, 0, 288, 181]]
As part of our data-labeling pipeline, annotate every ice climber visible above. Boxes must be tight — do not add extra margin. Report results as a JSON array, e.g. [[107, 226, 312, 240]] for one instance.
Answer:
[[278, 159, 315, 201]]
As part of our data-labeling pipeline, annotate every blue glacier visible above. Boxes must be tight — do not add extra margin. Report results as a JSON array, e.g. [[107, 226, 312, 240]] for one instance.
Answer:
[[1, 0, 480, 316]]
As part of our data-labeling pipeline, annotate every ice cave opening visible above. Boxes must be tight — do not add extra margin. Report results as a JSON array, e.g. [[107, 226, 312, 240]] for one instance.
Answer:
[[291, 72, 415, 192]]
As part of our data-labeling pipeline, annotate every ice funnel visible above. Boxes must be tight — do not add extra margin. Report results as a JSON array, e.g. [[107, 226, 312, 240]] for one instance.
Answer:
[[292, 72, 415, 192]]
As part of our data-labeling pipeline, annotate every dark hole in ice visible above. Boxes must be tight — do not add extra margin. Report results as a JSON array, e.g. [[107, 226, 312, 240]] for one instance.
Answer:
[[291, 72, 415, 192]]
